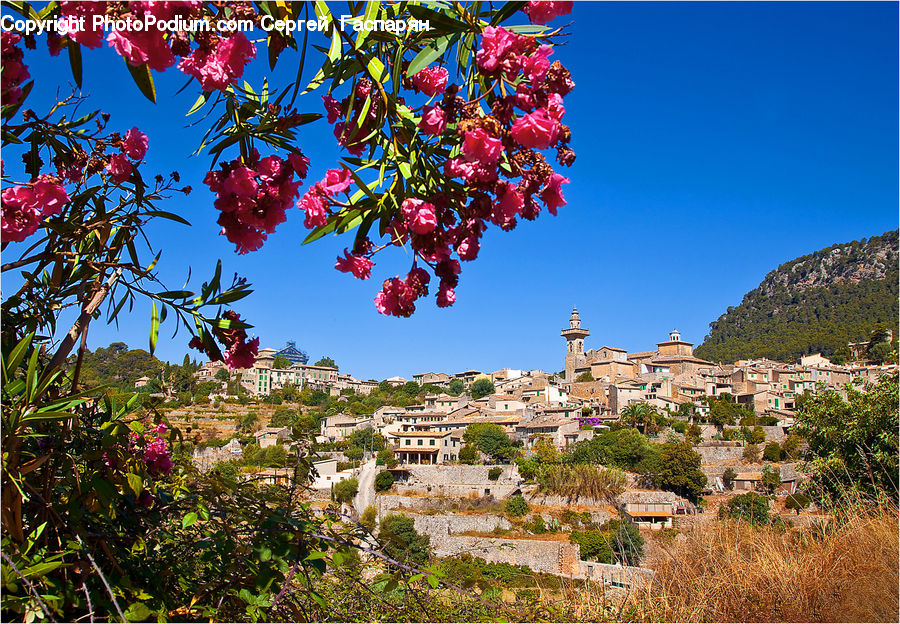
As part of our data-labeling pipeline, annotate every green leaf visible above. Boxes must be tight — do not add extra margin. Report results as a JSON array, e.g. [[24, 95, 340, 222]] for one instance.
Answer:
[[124, 602, 153, 622], [187, 92, 211, 116], [149, 301, 159, 355], [182, 512, 198, 529], [126, 473, 143, 498], [67, 41, 82, 88], [407, 36, 452, 77], [126, 62, 157, 103], [355, 0, 382, 46]]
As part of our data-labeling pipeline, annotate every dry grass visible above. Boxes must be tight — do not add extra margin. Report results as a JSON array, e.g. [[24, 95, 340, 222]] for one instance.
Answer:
[[632, 503, 899, 622], [536, 464, 627, 502]]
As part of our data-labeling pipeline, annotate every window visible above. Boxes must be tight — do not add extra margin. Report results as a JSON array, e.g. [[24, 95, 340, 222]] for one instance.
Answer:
[[430, 439, 436, 446], [405, 440, 411, 446], [417, 439, 423, 446]]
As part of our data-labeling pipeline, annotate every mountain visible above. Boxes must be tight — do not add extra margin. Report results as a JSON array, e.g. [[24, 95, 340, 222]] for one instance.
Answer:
[[695, 230, 899, 364]]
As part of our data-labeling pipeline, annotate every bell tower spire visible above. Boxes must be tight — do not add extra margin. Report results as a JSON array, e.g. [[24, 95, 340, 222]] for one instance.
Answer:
[[561, 306, 590, 382]]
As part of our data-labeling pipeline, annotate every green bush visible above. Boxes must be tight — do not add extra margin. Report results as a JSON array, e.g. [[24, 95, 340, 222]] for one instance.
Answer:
[[720, 492, 770, 525], [524, 515, 546, 534], [333, 477, 359, 504], [378, 514, 431, 566], [458, 444, 478, 464], [487, 467, 502, 481], [505, 495, 529, 517], [763, 441, 782, 462], [569, 530, 612, 563], [785, 492, 811, 514], [374, 470, 394, 492]]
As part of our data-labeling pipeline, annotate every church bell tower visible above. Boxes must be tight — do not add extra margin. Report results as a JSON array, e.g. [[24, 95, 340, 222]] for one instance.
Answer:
[[561, 306, 590, 382]]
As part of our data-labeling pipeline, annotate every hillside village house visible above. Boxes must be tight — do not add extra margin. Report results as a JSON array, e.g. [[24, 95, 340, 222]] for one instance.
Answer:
[[388, 429, 461, 464], [320, 414, 372, 442], [412, 372, 451, 386]]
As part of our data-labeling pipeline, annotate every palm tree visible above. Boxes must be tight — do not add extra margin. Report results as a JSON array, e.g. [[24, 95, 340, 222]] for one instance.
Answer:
[[621, 403, 653, 434]]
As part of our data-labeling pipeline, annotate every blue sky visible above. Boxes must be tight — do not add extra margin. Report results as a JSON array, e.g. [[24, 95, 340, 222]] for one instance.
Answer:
[[3, 1, 897, 380]]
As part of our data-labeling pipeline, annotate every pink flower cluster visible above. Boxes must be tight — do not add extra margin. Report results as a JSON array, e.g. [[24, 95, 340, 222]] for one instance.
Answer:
[[178, 33, 256, 92], [1, 32, 29, 106], [59, 2, 254, 93], [323, 21, 575, 317], [1, 176, 69, 243], [143, 425, 174, 477], [189, 310, 260, 370], [204, 149, 309, 254], [106, 127, 149, 183], [323, 79, 383, 156], [411, 66, 449, 97], [297, 167, 351, 229], [524, 1, 573, 25]]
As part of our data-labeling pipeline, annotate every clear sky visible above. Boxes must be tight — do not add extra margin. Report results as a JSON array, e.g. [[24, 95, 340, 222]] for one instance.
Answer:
[[3, 1, 898, 380]]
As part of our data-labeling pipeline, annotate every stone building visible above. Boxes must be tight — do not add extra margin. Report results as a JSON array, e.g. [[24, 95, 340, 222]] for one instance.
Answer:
[[561, 306, 590, 382]]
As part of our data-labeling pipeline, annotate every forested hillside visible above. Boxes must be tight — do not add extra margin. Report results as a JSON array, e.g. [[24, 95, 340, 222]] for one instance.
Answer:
[[695, 231, 899, 363], [77, 342, 198, 391]]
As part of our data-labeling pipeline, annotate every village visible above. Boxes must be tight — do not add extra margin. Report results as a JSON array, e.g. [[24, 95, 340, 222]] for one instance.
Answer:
[[166, 308, 896, 587]]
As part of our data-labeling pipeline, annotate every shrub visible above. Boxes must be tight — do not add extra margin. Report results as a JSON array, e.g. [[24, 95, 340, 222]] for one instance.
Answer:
[[376, 447, 398, 468], [524, 515, 546, 534], [487, 467, 502, 481], [763, 441, 782, 463], [378, 514, 431, 566], [720, 492, 770, 525], [743, 443, 761, 463], [361, 505, 378, 531], [333, 477, 359, 505], [374, 470, 394, 493], [785, 493, 811, 514], [458, 445, 479, 464], [569, 530, 612, 563], [505, 495, 529, 517], [723, 467, 737, 490]]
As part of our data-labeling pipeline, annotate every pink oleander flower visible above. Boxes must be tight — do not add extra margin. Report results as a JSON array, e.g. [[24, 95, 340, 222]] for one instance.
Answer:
[[1, 178, 69, 243], [318, 168, 352, 195], [462, 128, 503, 166], [456, 235, 481, 261], [224, 335, 259, 370], [205, 152, 307, 253], [476, 26, 529, 79], [178, 33, 256, 92], [545, 92, 565, 121], [540, 173, 569, 215], [436, 281, 456, 307], [123, 127, 149, 161], [522, 45, 553, 84], [335, 249, 374, 279], [298, 190, 329, 228], [524, 0, 573, 25], [375, 277, 417, 317], [497, 183, 524, 221], [418, 105, 446, 136], [510, 109, 559, 149], [107, 29, 175, 72], [323, 94, 343, 123], [411, 65, 449, 97], [106, 153, 133, 183], [143, 437, 174, 477], [288, 152, 310, 178], [401, 198, 438, 235], [1, 32, 29, 106], [60, 1, 107, 49]]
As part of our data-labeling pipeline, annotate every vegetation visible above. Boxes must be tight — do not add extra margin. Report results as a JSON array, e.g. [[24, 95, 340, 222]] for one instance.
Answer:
[[272, 355, 291, 369], [314, 357, 338, 369], [793, 374, 898, 504], [642, 503, 898, 622], [470, 378, 495, 399], [377, 514, 431, 567], [536, 464, 626, 502], [375, 470, 395, 493], [448, 379, 466, 395], [505, 496, 530, 517], [763, 441, 782, 462], [463, 423, 516, 463], [487, 467, 503, 481], [575, 371, 594, 382], [566, 427, 659, 473], [719, 492, 771, 525], [333, 478, 359, 505], [785, 493, 811, 514], [652, 442, 707, 502], [696, 231, 899, 363]]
